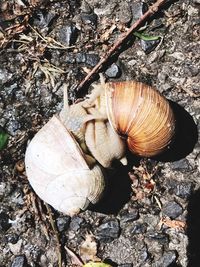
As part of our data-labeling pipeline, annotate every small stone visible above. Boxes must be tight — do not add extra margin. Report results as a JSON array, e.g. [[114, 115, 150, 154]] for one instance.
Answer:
[[170, 158, 190, 171], [140, 39, 161, 54], [130, 223, 147, 235], [5, 233, 19, 244], [81, 11, 98, 27], [76, 53, 87, 63], [117, 2, 132, 24], [96, 219, 120, 242], [162, 201, 183, 219], [105, 64, 121, 78], [131, 0, 148, 22], [85, 53, 100, 66], [154, 250, 177, 267], [147, 232, 169, 245], [69, 216, 84, 232], [120, 209, 139, 224], [11, 255, 28, 267], [0, 68, 12, 84], [58, 23, 78, 46], [56, 216, 71, 232], [0, 212, 11, 232], [166, 179, 193, 199]]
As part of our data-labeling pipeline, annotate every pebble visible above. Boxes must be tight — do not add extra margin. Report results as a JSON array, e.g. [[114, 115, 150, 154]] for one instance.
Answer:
[[96, 219, 120, 242], [147, 232, 169, 245], [105, 64, 121, 78], [80, 1, 98, 27], [140, 39, 161, 54], [11, 255, 28, 267], [170, 158, 191, 171], [162, 201, 183, 219], [56, 216, 71, 232], [120, 209, 139, 224], [117, 2, 132, 24], [165, 179, 193, 199], [5, 233, 19, 244], [130, 223, 147, 235], [0, 68, 12, 84], [131, 0, 148, 22], [0, 212, 11, 232], [65, 53, 100, 66], [58, 23, 78, 46], [33, 11, 55, 32], [69, 216, 85, 232], [154, 250, 177, 267], [81, 12, 98, 27]]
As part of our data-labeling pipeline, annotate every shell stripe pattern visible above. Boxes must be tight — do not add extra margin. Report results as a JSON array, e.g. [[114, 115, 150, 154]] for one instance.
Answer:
[[105, 81, 175, 157]]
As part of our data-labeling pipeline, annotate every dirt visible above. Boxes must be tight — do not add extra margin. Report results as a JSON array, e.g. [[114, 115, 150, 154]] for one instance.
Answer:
[[0, 0, 200, 266]]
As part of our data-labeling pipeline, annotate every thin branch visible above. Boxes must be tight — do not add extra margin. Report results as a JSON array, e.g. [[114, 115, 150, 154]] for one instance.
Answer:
[[76, 0, 167, 92]]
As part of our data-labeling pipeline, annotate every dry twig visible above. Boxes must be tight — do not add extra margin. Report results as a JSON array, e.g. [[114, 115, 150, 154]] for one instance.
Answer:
[[76, 0, 167, 92]]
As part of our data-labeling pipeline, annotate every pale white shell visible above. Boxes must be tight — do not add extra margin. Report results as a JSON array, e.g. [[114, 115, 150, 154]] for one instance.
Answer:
[[25, 116, 105, 216]]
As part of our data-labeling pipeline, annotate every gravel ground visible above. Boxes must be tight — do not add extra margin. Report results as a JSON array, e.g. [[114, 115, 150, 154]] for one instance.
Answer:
[[0, 0, 200, 266]]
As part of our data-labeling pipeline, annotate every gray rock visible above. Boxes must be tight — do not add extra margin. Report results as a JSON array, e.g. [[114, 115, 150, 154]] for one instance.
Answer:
[[154, 250, 177, 267], [81, 12, 98, 27], [69, 216, 85, 232], [117, 2, 132, 24], [147, 232, 169, 245], [64, 53, 99, 66], [140, 39, 161, 54], [58, 23, 78, 46], [56, 216, 71, 232], [165, 179, 193, 199], [130, 223, 147, 235], [5, 233, 19, 244], [11, 255, 28, 267], [120, 209, 139, 224], [170, 158, 191, 171], [0, 212, 11, 232], [96, 219, 120, 242], [85, 53, 100, 66], [0, 68, 12, 84], [162, 201, 183, 219], [105, 64, 121, 78], [131, 0, 148, 22]]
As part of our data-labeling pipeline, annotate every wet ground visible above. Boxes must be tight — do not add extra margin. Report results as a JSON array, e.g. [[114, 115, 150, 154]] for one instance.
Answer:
[[0, 0, 200, 266]]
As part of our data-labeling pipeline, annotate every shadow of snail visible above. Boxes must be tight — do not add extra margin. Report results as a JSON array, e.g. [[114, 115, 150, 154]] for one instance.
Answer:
[[24, 80, 198, 216]]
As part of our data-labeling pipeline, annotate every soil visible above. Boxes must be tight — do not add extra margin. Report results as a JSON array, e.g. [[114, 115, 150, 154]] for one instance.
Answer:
[[0, 0, 200, 266]]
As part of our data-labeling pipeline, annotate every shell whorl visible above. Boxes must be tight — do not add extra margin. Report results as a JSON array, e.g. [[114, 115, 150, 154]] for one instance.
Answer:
[[105, 81, 175, 157]]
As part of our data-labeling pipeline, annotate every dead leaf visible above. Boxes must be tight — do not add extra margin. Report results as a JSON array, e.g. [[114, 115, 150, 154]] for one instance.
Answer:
[[160, 218, 186, 230], [80, 234, 100, 263]]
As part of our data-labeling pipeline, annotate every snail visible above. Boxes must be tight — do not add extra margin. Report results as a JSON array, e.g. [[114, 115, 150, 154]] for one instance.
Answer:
[[25, 84, 126, 216], [25, 77, 175, 216], [84, 76, 175, 158]]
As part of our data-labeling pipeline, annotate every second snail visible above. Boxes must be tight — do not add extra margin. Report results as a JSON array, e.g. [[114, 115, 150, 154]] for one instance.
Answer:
[[25, 76, 175, 215]]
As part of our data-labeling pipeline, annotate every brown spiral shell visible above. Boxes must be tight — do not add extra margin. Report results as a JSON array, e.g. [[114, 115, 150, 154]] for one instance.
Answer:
[[105, 81, 175, 157]]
